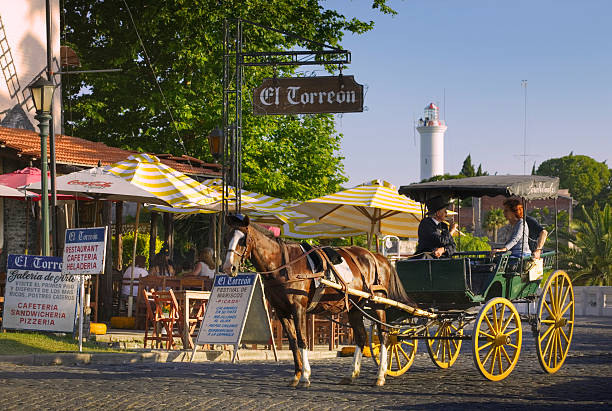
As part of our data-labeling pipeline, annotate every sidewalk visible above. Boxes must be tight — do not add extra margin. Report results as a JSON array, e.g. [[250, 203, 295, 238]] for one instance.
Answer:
[[0, 328, 342, 366], [0, 347, 340, 366]]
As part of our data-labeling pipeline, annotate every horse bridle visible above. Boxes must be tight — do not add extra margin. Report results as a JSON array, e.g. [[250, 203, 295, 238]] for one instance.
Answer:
[[228, 226, 253, 271]]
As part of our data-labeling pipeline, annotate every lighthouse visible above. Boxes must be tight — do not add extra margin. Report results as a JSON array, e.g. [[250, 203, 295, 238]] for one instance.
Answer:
[[417, 103, 447, 181]]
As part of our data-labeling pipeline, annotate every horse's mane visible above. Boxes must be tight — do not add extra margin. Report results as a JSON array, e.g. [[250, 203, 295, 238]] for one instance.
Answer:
[[250, 222, 299, 245]]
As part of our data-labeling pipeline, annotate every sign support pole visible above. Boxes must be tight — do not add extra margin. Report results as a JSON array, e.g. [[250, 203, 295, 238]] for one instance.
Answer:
[[78, 275, 85, 352]]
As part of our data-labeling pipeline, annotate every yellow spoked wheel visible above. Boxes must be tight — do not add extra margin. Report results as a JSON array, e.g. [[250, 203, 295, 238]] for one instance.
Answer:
[[369, 323, 418, 377], [536, 270, 574, 374], [426, 320, 463, 369], [472, 298, 522, 381]]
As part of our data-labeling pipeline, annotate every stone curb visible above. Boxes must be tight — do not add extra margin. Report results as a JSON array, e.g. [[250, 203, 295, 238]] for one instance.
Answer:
[[0, 349, 339, 366]]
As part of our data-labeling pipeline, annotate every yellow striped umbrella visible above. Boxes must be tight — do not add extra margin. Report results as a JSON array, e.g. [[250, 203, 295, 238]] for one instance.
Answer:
[[291, 180, 424, 243], [280, 219, 364, 239], [107, 154, 218, 207]]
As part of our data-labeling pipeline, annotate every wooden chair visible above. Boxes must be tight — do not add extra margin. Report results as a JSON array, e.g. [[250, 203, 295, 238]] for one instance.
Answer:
[[179, 276, 205, 291], [162, 277, 181, 291], [135, 276, 164, 329], [142, 289, 162, 348], [151, 289, 183, 349]]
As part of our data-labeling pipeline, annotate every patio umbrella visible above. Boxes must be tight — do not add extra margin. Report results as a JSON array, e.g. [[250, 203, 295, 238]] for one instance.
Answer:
[[0, 167, 77, 201], [107, 154, 217, 207], [0, 183, 32, 198], [29, 166, 173, 206], [291, 180, 423, 248], [280, 218, 365, 239]]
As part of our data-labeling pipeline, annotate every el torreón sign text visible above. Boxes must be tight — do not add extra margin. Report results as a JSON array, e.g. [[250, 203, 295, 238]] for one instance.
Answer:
[[253, 75, 364, 115]]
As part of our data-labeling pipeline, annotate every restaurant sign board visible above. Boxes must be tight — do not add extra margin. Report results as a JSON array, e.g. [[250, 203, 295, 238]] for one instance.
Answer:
[[2, 254, 78, 332], [62, 227, 107, 275], [192, 273, 277, 362], [252, 75, 364, 115]]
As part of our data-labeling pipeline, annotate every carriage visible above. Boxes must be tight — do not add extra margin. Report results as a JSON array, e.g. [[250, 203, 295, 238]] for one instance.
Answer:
[[222, 175, 574, 386], [365, 175, 575, 381]]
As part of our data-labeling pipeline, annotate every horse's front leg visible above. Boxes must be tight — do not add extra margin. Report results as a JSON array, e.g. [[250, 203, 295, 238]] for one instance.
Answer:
[[293, 306, 311, 388], [280, 316, 302, 387], [340, 307, 367, 384], [374, 308, 389, 386]]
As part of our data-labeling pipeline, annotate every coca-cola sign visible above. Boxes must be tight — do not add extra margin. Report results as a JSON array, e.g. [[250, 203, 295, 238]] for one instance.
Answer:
[[252, 76, 364, 115]]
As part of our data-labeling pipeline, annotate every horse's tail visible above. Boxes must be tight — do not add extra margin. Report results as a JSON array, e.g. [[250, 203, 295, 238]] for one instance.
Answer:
[[386, 262, 418, 308]]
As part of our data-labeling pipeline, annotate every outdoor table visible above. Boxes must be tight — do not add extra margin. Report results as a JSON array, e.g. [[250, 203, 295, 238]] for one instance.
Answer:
[[174, 290, 210, 349]]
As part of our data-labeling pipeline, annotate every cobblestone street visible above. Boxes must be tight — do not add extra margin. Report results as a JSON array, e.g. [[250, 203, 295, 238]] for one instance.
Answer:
[[0, 317, 610, 410]]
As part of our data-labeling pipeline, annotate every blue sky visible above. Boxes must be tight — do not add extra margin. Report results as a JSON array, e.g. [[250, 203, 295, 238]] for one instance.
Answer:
[[322, 0, 611, 187]]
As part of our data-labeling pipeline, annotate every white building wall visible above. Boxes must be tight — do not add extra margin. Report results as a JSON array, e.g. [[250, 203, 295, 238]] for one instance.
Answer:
[[516, 286, 612, 317], [0, 0, 61, 132]]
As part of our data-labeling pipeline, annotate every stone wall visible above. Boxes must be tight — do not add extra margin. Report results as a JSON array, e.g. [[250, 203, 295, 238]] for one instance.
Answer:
[[1, 197, 38, 271]]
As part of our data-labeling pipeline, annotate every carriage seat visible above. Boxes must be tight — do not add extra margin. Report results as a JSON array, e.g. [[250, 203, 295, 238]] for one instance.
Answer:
[[467, 259, 496, 296]]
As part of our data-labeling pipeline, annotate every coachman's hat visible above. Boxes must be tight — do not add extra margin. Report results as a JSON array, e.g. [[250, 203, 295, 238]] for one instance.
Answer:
[[425, 196, 450, 215]]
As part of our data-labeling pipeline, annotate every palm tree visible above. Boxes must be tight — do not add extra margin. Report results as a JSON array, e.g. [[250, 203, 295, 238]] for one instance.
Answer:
[[560, 204, 612, 286], [484, 208, 507, 243]]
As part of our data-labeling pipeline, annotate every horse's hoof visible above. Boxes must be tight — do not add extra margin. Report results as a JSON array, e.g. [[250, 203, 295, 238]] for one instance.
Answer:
[[374, 378, 385, 387], [339, 377, 354, 385], [297, 380, 311, 389], [288, 379, 300, 388]]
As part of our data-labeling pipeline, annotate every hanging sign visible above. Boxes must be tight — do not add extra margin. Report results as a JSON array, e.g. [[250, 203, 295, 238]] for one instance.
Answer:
[[252, 75, 364, 115], [62, 227, 108, 275], [192, 273, 277, 362], [2, 254, 78, 332]]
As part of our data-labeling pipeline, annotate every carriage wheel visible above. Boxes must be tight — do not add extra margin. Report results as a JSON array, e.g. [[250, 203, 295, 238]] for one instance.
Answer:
[[472, 298, 522, 381], [368, 322, 417, 377], [426, 319, 463, 369], [536, 270, 575, 374]]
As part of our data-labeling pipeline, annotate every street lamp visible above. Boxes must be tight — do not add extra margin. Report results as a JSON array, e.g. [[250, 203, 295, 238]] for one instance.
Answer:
[[207, 126, 225, 162], [28, 76, 55, 256]]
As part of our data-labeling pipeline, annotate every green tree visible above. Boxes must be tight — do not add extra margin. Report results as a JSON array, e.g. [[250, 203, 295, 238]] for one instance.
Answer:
[[456, 231, 491, 252], [560, 204, 612, 286], [113, 232, 163, 270], [537, 154, 610, 205], [476, 164, 488, 176], [460, 154, 476, 177], [61, 0, 394, 200], [484, 208, 507, 242]]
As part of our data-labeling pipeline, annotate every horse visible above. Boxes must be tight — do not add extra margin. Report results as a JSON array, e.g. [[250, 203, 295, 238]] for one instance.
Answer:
[[221, 214, 415, 387]]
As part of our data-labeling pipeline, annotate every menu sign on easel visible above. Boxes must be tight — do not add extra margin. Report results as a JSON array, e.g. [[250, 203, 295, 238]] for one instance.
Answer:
[[192, 273, 277, 363], [2, 255, 78, 332]]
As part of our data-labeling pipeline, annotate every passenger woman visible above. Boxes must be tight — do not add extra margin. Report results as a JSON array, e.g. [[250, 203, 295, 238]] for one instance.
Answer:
[[492, 199, 530, 258]]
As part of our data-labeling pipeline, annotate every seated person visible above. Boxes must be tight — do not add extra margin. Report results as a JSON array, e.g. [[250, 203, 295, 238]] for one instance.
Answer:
[[149, 250, 175, 276], [492, 199, 530, 258], [415, 196, 458, 258], [526, 215, 548, 259], [189, 247, 216, 279], [122, 255, 148, 298]]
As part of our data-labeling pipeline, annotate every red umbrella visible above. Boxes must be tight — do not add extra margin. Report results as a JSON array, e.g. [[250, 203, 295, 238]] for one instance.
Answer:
[[0, 167, 75, 201]]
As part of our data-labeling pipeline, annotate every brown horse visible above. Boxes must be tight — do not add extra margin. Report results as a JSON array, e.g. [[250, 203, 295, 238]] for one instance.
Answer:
[[221, 214, 414, 387]]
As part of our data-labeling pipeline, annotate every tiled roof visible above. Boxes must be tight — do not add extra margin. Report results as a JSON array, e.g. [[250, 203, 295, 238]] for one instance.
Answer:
[[0, 126, 220, 177]]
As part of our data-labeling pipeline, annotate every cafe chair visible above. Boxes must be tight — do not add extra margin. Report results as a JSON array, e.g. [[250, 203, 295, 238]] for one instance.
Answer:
[[151, 289, 184, 349], [142, 289, 163, 348]]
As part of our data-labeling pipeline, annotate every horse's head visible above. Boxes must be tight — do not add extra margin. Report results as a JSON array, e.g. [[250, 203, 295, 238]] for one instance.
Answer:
[[222, 214, 252, 277]]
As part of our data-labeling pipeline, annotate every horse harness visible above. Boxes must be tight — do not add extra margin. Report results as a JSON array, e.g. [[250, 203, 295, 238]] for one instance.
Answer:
[[233, 225, 388, 313]]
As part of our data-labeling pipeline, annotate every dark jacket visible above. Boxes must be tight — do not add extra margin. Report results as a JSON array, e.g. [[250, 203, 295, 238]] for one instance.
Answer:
[[415, 217, 456, 258]]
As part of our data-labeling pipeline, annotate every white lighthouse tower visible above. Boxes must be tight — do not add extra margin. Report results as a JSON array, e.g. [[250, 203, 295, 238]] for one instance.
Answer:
[[417, 103, 447, 181]]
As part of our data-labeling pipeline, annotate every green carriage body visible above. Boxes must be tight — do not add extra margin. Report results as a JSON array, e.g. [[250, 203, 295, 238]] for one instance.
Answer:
[[394, 252, 555, 309]]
